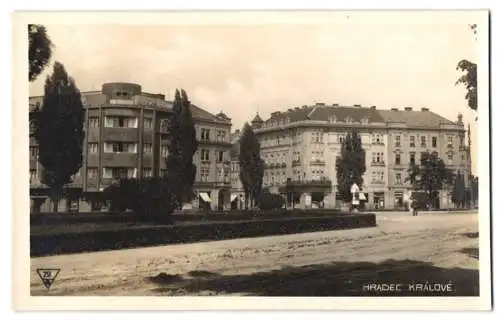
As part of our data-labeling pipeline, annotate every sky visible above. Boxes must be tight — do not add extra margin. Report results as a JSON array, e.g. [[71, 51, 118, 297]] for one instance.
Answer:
[[28, 13, 482, 174]]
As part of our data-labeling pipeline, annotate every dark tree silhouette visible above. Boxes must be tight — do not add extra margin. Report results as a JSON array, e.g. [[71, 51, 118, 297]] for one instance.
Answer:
[[33, 62, 85, 212], [456, 24, 478, 116], [335, 129, 366, 203], [29, 24, 53, 82], [239, 123, 264, 209], [405, 151, 453, 209]]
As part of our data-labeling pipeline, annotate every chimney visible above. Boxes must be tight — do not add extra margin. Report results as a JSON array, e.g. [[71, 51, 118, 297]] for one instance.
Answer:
[[370, 106, 376, 110], [421, 107, 429, 112], [391, 108, 399, 111], [404, 107, 413, 111]]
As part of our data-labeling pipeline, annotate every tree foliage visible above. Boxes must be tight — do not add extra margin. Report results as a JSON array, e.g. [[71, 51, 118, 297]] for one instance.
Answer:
[[29, 24, 53, 82], [103, 177, 175, 221], [451, 170, 466, 208], [33, 62, 85, 212], [164, 89, 198, 209], [456, 24, 478, 114], [239, 123, 264, 208], [256, 192, 285, 211], [405, 151, 453, 208], [335, 129, 366, 203]]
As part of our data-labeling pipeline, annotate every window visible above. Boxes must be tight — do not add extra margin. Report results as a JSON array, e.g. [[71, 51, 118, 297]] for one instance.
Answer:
[[395, 135, 401, 147], [420, 152, 425, 165], [87, 168, 98, 179], [372, 152, 384, 164], [432, 136, 438, 148], [104, 116, 138, 128], [29, 146, 38, 158], [201, 149, 210, 161], [447, 136, 453, 148], [421, 136, 426, 147], [338, 135, 345, 144], [410, 152, 416, 165], [142, 168, 152, 177], [395, 154, 401, 165], [217, 151, 224, 162], [395, 173, 402, 185], [409, 136, 415, 147], [103, 167, 137, 180], [448, 154, 453, 161], [159, 119, 170, 132], [160, 143, 168, 157], [30, 169, 37, 182], [143, 143, 152, 154], [217, 130, 226, 142], [88, 117, 99, 128], [88, 143, 98, 154], [201, 128, 210, 141], [200, 167, 210, 182], [143, 118, 153, 129], [104, 142, 137, 153]]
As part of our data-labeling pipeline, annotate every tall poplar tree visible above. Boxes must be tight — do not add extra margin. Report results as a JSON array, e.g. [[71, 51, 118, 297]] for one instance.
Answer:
[[335, 129, 366, 203], [239, 123, 264, 208], [34, 62, 85, 212]]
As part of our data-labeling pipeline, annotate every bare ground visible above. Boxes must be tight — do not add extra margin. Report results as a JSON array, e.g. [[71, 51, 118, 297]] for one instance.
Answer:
[[30, 211, 479, 296]]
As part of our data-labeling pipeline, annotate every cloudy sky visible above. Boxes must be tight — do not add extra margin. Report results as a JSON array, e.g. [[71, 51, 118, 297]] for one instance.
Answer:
[[28, 12, 482, 174]]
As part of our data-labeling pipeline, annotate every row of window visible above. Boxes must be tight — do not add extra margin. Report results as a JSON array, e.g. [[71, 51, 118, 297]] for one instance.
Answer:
[[200, 128, 228, 142], [395, 135, 452, 148]]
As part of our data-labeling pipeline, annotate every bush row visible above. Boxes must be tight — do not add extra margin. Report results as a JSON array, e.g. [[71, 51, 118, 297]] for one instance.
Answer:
[[30, 213, 376, 257], [30, 208, 344, 226]]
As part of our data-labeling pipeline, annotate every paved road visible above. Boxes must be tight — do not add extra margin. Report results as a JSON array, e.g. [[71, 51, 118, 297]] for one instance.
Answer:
[[31, 211, 479, 296]]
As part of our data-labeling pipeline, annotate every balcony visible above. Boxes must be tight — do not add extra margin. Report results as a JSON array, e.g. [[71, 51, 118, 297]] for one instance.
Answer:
[[282, 178, 332, 189], [198, 138, 232, 146], [371, 161, 386, 167], [309, 159, 326, 166]]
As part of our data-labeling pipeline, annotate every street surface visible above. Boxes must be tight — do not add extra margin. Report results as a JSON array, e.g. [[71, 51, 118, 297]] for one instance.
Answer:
[[31, 211, 479, 296]]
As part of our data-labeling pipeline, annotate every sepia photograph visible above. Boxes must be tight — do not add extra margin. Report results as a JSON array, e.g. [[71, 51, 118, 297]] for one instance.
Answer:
[[12, 10, 491, 310]]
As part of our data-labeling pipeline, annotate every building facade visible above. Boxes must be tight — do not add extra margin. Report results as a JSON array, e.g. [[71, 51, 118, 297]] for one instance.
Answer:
[[29, 82, 232, 213], [248, 103, 472, 210]]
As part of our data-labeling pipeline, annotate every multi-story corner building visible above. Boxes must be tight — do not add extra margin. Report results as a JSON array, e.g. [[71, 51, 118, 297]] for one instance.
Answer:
[[250, 103, 472, 210], [29, 82, 232, 213]]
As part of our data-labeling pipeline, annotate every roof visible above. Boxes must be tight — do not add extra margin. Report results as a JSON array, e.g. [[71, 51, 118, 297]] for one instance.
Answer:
[[376, 109, 455, 128], [251, 113, 264, 123], [29, 90, 227, 124], [261, 103, 456, 129]]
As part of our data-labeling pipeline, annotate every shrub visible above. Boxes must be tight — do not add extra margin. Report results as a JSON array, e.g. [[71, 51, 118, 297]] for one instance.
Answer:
[[257, 193, 285, 210]]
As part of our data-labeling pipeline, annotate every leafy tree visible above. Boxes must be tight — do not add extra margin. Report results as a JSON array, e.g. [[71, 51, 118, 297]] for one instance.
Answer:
[[256, 192, 285, 211], [451, 170, 466, 208], [335, 129, 366, 203], [104, 177, 175, 221], [239, 123, 264, 209], [29, 24, 53, 82], [456, 24, 477, 115], [33, 62, 85, 212], [405, 151, 453, 209], [164, 89, 198, 210]]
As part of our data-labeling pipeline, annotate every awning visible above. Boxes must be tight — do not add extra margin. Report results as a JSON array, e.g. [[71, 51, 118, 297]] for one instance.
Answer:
[[230, 193, 239, 202], [199, 192, 212, 202]]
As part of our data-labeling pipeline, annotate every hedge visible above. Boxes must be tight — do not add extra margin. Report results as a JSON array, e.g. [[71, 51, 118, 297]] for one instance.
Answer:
[[31, 213, 376, 257]]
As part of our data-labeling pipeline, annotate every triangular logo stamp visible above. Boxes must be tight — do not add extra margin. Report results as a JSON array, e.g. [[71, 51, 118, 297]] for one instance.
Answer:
[[36, 268, 60, 290]]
